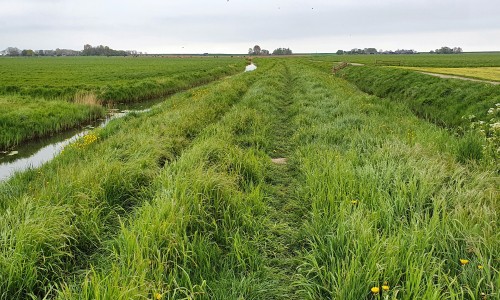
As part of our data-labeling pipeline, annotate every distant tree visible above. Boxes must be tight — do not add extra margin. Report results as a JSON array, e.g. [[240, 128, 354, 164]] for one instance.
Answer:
[[253, 45, 261, 55], [261, 49, 270, 55], [4, 47, 20, 56], [248, 48, 253, 55], [336, 50, 344, 55], [434, 46, 461, 54], [364, 48, 378, 54], [272, 47, 292, 55], [81, 44, 129, 56], [21, 49, 35, 56]]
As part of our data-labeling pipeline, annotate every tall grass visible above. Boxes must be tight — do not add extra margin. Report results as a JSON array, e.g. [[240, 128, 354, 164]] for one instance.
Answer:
[[288, 63, 498, 299], [0, 58, 497, 299], [0, 67, 260, 299], [0, 95, 105, 149]]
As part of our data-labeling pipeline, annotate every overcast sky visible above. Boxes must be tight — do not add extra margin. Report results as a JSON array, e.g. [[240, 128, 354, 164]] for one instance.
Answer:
[[1, 0, 499, 54]]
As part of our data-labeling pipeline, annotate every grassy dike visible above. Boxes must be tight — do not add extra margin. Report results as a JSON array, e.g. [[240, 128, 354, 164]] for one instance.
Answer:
[[1, 59, 498, 299], [337, 66, 500, 128], [0, 64, 262, 299], [49, 60, 498, 300]]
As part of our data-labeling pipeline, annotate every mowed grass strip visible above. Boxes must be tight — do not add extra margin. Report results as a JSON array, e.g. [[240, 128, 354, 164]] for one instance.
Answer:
[[287, 63, 498, 299], [0, 68, 260, 299]]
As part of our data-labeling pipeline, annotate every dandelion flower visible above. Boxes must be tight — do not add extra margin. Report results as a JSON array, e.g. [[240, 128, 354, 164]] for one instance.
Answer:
[[371, 287, 380, 294], [460, 259, 469, 265], [351, 200, 358, 205], [154, 292, 162, 300], [478, 265, 483, 269], [382, 282, 390, 291]]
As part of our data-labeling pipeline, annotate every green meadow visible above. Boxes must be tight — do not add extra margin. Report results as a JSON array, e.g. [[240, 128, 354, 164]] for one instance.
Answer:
[[0, 57, 498, 299], [0, 57, 246, 148], [309, 52, 500, 67]]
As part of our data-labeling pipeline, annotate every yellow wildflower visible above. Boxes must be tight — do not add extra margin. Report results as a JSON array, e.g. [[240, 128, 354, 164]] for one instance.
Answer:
[[478, 265, 483, 269], [371, 286, 380, 294], [460, 259, 469, 265], [154, 292, 162, 300], [382, 282, 390, 291], [351, 200, 358, 205]]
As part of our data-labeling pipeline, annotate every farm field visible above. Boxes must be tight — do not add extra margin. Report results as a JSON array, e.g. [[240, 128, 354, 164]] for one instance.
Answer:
[[399, 67, 500, 82], [0, 57, 246, 149], [0, 58, 499, 299], [309, 52, 500, 67]]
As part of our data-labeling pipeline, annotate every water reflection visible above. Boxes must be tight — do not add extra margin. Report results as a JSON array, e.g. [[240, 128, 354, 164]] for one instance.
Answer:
[[0, 107, 151, 182]]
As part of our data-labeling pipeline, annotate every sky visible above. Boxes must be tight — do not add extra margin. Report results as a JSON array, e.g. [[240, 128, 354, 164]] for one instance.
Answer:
[[0, 0, 499, 54]]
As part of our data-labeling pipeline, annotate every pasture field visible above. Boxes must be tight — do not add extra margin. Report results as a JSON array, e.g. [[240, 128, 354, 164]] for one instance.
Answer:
[[0, 57, 246, 149], [400, 67, 500, 82], [0, 58, 498, 299], [309, 52, 500, 67]]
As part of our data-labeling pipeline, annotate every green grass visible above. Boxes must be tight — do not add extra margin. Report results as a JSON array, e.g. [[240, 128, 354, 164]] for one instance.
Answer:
[[307, 52, 500, 67], [337, 66, 500, 128], [0, 57, 246, 148], [0, 65, 261, 299], [0, 58, 497, 299], [400, 67, 500, 82], [0, 95, 105, 149], [0, 56, 246, 102]]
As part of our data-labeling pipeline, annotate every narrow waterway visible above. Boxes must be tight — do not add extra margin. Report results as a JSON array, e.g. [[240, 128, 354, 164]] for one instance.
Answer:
[[1, 66, 257, 182], [0, 99, 158, 182]]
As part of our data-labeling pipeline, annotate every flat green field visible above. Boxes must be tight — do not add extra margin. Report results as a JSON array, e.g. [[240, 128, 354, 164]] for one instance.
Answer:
[[0, 57, 498, 299], [401, 66, 500, 82], [309, 52, 500, 67], [0, 57, 246, 148]]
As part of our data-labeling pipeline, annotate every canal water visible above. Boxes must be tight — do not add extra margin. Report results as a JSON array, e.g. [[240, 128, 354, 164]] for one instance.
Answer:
[[0, 65, 257, 182], [0, 100, 158, 182]]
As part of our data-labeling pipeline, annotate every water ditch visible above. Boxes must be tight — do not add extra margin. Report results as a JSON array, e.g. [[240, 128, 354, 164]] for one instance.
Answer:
[[0, 98, 161, 182], [0, 65, 258, 182]]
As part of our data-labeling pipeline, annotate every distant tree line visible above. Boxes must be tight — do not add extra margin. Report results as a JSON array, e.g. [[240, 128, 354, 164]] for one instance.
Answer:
[[1, 45, 139, 57], [248, 45, 293, 56], [430, 46, 463, 54], [82, 44, 136, 56], [272, 48, 293, 55], [336, 48, 418, 55], [335, 46, 463, 55]]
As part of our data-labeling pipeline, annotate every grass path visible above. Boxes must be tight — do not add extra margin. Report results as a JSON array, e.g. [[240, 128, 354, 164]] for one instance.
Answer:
[[256, 65, 305, 298]]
